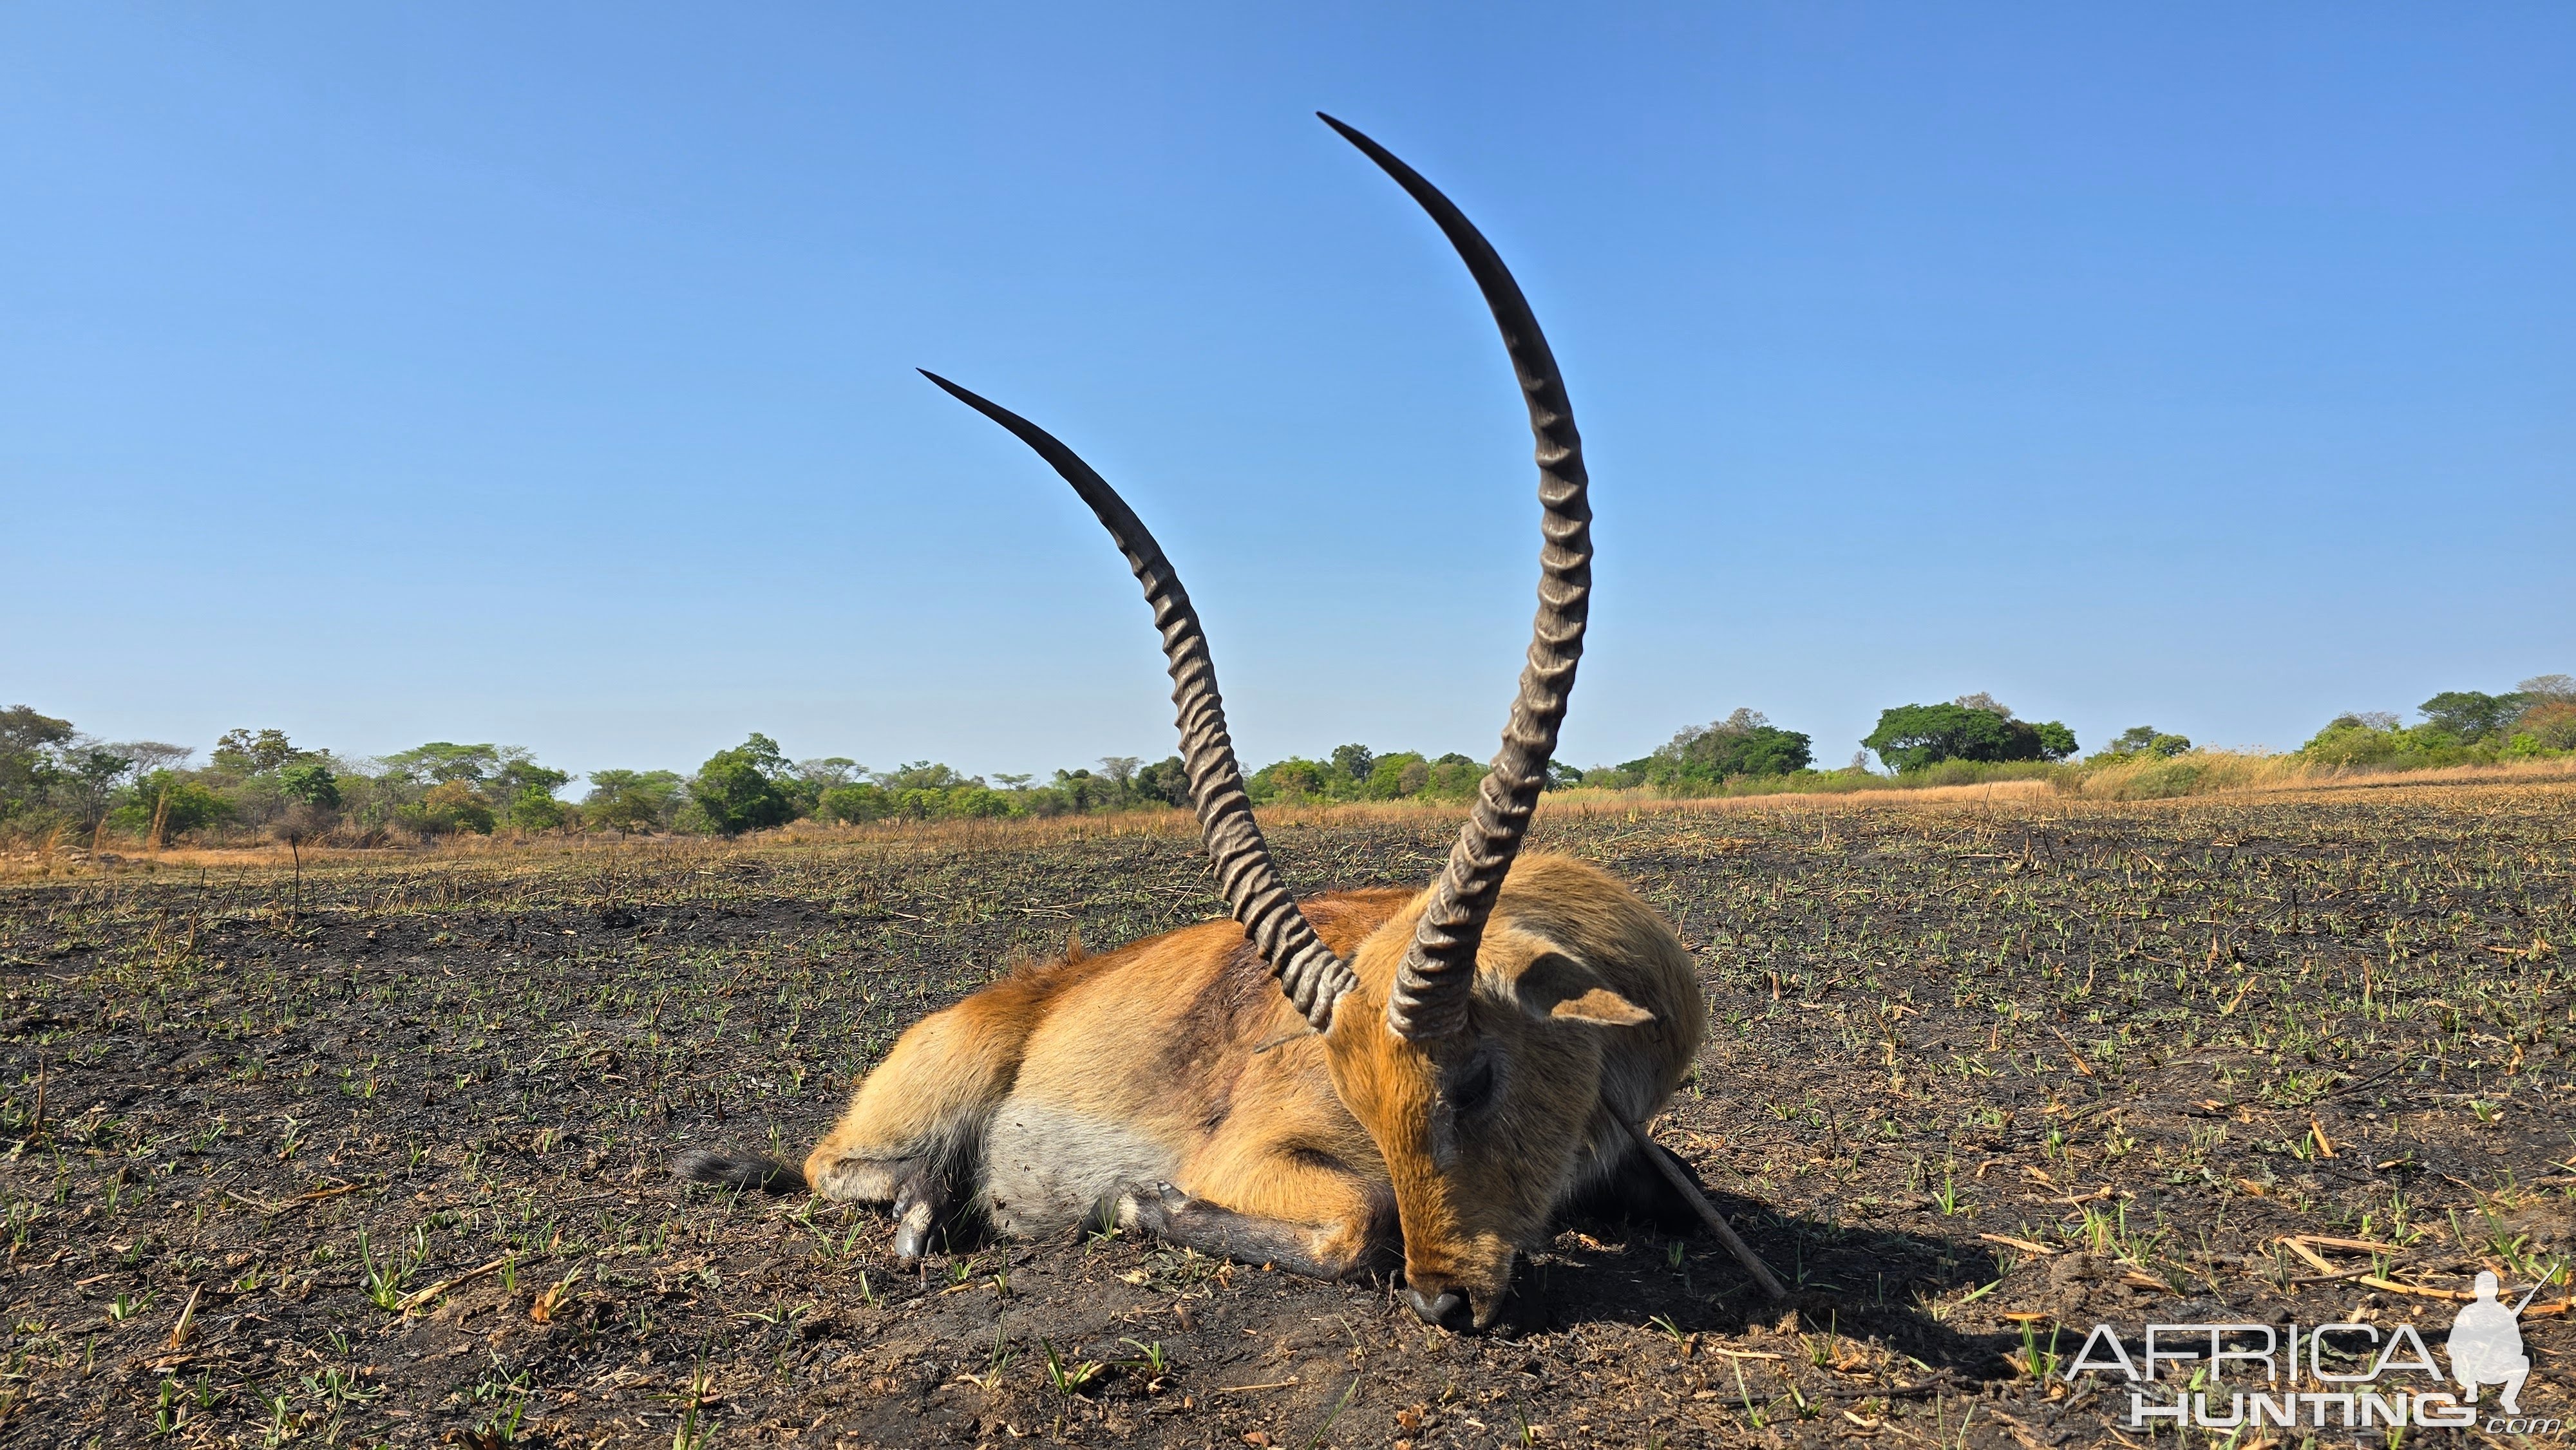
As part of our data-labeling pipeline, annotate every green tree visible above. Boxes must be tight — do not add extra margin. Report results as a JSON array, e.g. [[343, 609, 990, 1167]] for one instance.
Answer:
[[211, 727, 306, 777], [1130, 756, 1191, 807], [0, 706, 75, 820], [1329, 743, 1374, 786], [506, 787, 567, 830], [1423, 752, 1482, 800], [275, 764, 341, 850], [57, 746, 135, 829], [784, 757, 863, 817], [877, 761, 976, 791], [1863, 698, 2076, 771], [691, 740, 793, 836], [737, 732, 792, 780], [2102, 726, 2192, 759], [382, 742, 503, 787], [1050, 767, 1100, 811], [1661, 710, 1814, 783], [1363, 752, 1430, 800], [2419, 691, 2525, 742], [795, 758, 864, 788], [1096, 757, 1143, 808], [278, 762, 342, 811], [584, 769, 686, 833], [491, 758, 570, 802]]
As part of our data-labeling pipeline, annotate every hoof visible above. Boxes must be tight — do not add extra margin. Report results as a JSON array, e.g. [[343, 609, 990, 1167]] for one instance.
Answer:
[[892, 1198, 935, 1266], [1114, 1182, 1191, 1237]]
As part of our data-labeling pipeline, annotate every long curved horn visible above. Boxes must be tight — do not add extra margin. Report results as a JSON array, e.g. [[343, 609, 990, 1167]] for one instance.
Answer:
[[1319, 115, 1593, 1042], [919, 370, 1359, 1030]]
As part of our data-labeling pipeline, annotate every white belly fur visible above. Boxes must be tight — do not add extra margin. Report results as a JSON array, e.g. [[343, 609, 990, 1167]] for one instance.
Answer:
[[978, 1098, 1179, 1238]]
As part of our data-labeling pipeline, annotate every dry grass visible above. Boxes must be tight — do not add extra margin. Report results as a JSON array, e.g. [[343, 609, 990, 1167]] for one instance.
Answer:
[[14, 755, 2571, 887], [2072, 748, 2576, 800], [0, 782, 2079, 886]]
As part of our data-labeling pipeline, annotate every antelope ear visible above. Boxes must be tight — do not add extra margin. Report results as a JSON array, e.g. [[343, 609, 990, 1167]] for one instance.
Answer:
[[1549, 987, 1654, 1028], [1514, 950, 1656, 1028]]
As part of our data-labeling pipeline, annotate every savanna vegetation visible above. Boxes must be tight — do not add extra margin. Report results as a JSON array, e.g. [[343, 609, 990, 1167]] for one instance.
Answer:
[[5, 674, 2570, 856], [2, 779, 2569, 1445]]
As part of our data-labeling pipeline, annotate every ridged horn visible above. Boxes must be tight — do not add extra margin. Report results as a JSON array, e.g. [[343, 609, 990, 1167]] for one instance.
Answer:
[[1318, 114, 1593, 1042], [919, 370, 1359, 1030]]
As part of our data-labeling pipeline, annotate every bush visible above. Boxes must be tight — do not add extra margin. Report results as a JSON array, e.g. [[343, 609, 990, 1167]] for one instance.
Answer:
[[408, 780, 495, 835], [1889, 758, 2065, 787], [1247, 757, 1331, 804], [2294, 712, 2517, 770], [814, 764, 1036, 824], [2300, 717, 2400, 767], [2076, 751, 2284, 800], [921, 786, 1019, 820], [816, 783, 890, 824], [506, 787, 567, 831], [108, 771, 234, 838], [2509, 701, 2576, 751]]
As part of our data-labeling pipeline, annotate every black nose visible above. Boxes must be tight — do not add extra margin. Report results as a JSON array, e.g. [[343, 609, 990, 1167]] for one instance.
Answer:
[[1405, 1285, 1467, 1326]]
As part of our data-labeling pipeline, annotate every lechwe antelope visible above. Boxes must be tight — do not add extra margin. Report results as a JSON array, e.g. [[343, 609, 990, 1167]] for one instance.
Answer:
[[680, 115, 1779, 1329]]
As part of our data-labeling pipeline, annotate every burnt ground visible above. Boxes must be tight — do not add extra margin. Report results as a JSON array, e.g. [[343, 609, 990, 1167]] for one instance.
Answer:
[[2, 781, 2572, 1447]]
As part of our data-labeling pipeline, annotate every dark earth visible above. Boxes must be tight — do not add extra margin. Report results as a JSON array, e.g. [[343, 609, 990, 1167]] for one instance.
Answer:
[[3, 780, 2571, 1447]]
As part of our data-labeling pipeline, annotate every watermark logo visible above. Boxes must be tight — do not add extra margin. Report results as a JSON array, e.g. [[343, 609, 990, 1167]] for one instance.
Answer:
[[2454, 1270, 2535, 1415], [2063, 1268, 2560, 1435]]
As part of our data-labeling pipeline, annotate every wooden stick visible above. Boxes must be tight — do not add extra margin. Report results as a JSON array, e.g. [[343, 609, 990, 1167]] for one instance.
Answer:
[[1613, 1117, 1788, 1301], [397, 1256, 511, 1313]]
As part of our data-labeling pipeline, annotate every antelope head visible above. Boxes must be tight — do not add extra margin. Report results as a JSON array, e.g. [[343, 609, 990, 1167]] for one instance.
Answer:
[[925, 115, 1627, 1330]]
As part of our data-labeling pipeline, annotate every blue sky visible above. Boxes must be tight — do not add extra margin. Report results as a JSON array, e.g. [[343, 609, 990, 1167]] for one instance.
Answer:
[[5, 5, 2570, 783]]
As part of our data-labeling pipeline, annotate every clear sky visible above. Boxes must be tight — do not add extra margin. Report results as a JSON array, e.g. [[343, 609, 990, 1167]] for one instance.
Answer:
[[5, 5, 2570, 784]]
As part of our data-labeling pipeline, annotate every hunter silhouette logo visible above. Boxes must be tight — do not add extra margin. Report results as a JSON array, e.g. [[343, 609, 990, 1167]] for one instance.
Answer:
[[2451, 1270, 2539, 1415], [2065, 1268, 2562, 1434]]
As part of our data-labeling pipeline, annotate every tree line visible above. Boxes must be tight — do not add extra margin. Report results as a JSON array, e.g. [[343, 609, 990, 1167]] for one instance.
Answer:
[[3, 676, 2565, 846], [2294, 675, 2576, 767]]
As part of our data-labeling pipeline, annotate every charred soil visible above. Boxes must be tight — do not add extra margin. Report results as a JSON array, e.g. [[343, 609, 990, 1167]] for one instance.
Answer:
[[3, 783, 2571, 1445]]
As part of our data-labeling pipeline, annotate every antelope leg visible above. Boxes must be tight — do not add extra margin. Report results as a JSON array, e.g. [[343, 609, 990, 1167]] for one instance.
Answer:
[[1112, 1182, 1387, 1281]]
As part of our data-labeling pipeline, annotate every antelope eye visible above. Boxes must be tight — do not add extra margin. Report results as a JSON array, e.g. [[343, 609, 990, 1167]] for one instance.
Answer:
[[1448, 1055, 1497, 1115]]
